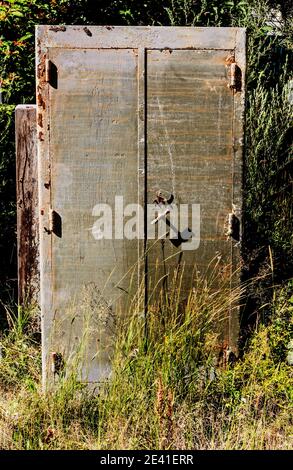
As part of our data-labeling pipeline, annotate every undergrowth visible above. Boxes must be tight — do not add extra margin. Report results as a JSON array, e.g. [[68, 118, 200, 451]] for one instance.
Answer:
[[0, 276, 292, 450]]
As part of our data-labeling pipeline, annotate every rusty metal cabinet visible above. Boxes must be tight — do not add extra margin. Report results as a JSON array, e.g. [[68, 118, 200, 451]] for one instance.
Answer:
[[36, 26, 246, 385]]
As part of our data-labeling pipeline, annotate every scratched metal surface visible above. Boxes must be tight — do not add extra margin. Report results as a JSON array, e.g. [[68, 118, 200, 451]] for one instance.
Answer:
[[147, 49, 234, 343], [36, 26, 246, 386], [47, 49, 139, 383], [37, 25, 238, 49]]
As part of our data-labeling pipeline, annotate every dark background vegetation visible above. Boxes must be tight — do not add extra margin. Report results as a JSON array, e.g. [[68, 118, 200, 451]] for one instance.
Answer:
[[0, 0, 292, 335]]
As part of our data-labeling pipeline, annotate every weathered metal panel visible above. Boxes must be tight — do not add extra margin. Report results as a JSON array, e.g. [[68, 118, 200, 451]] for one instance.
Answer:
[[37, 26, 238, 50], [15, 105, 39, 307], [146, 48, 238, 350], [38, 47, 140, 384], [36, 26, 246, 385]]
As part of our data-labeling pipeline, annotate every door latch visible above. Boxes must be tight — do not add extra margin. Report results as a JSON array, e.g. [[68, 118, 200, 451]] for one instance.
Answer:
[[151, 190, 193, 247]]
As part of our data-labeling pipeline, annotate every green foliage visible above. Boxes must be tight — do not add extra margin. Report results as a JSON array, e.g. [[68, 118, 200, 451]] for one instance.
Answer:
[[0, 303, 41, 389], [245, 80, 292, 255], [268, 280, 293, 361], [0, 104, 16, 309]]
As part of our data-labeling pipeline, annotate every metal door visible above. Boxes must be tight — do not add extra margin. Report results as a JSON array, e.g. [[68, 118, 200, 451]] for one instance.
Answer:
[[36, 26, 246, 385]]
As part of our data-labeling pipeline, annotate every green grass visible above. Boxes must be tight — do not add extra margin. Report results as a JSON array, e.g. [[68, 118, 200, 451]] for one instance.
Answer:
[[0, 274, 292, 450]]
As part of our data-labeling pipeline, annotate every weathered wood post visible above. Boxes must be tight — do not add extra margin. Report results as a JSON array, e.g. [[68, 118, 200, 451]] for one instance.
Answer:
[[15, 104, 39, 307]]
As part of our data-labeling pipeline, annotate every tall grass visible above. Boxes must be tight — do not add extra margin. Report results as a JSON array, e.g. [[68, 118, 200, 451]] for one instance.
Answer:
[[0, 270, 292, 450]]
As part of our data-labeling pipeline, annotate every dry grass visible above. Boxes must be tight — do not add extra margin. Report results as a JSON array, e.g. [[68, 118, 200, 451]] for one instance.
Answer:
[[0, 266, 292, 450]]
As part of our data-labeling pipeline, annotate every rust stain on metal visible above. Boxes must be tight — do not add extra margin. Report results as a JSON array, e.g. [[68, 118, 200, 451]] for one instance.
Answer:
[[49, 26, 67, 32], [160, 47, 173, 53], [83, 27, 92, 37], [225, 53, 235, 64], [38, 113, 43, 128], [37, 93, 46, 110], [37, 53, 47, 81], [37, 63, 43, 80]]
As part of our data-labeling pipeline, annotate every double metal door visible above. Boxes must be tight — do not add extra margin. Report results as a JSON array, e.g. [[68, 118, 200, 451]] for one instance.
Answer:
[[36, 26, 246, 384]]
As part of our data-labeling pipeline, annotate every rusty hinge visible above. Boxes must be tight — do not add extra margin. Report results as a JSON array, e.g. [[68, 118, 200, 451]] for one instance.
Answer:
[[225, 207, 240, 242], [45, 59, 51, 83], [45, 59, 58, 88], [44, 208, 62, 237], [226, 55, 242, 92], [229, 62, 242, 92], [51, 351, 65, 378], [219, 344, 237, 368], [230, 62, 237, 89]]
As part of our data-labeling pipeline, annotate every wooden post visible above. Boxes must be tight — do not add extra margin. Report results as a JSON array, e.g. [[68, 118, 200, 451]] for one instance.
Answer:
[[15, 105, 39, 307]]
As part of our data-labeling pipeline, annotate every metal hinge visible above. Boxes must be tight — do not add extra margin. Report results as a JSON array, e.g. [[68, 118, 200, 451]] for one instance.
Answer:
[[44, 208, 62, 237], [229, 62, 237, 89], [225, 209, 240, 242], [226, 55, 242, 92], [48, 208, 55, 233], [45, 59, 57, 88], [45, 59, 51, 83], [51, 351, 65, 378], [229, 62, 242, 92]]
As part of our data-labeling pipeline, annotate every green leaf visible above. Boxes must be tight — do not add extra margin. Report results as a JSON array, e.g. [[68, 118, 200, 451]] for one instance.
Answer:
[[10, 10, 24, 17], [19, 32, 33, 41]]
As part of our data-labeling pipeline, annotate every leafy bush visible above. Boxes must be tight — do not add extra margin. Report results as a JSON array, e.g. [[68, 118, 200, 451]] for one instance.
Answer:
[[0, 104, 16, 313]]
